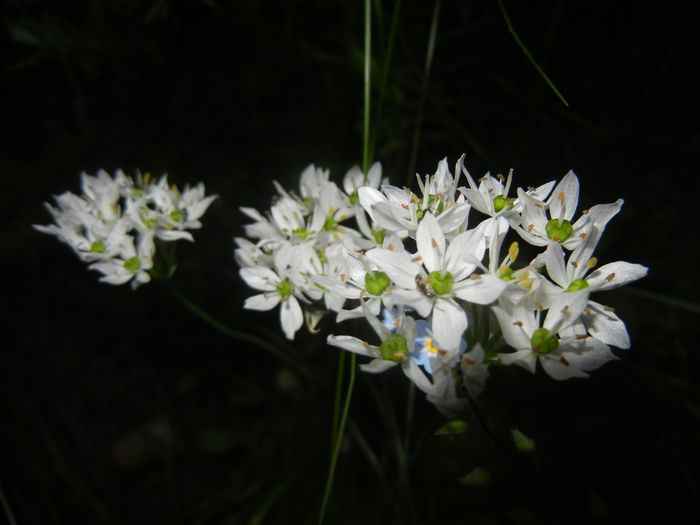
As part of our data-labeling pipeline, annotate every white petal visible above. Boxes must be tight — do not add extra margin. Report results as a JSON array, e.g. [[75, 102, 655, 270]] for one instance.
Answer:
[[583, 301, 631, 349], [432, 298, 467, 351], [540, 355, 588, 380], [365, 249, 419, 289], [244, 293, 279, 311], [586, 261, 648, 291], [360, 359, 398, 374], [558, 337, 617, 372], [280, 296, 303, 340], [492, 305, 531, 350], [548, 171, 579, 221], [240, 266, 280, 291], [327, 334, 374, 357], [498, 349, 537, 374], [542, 242, 568, 288], [416, 212, 445, 273], [453, 274, 506, 305]]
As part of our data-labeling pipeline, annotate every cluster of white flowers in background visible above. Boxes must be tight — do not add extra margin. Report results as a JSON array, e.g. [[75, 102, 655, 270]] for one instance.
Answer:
[[236, 156, 647, 415], [35, 169, 217, 288]]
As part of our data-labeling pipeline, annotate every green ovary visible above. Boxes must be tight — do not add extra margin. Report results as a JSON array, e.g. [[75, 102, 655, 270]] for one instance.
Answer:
[[380, 333, 408, 362], [372, 229, 385, 244], [428, 270, 454, 295], [531, 328, 559, 355], [90, 240, 106, 253], [292, 228, 308, 240], [499, 266, 515, 281], [567, 279, 589, 292], [323, 217, 338, 231], [276, 279, 293, 297], [123, 256, 141, 272], [169, 209, 183, 223], [545, 219, 573, 242], [493, 194, 508, 213], [365, 271, 391, 296], [349, 191, 359, 205]]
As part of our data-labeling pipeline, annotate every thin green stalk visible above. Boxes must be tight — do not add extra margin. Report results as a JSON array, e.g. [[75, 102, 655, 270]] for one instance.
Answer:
[[363, 0, 372, 173], [619, 286, 700, 314], [0, 484, 17, 525], [173, 289, 314, 380], [406, 0, 442, 187], [330, 350, 346, 446], [318, 354, 356, 524], [370, 0, 402, 164], [496, 0, 569, 107]]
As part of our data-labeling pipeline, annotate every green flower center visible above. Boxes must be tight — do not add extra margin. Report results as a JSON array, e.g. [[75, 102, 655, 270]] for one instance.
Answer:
[[545, 219, 573, 242], [428, 270, 454, 295], [292, 228, 308, 240], [567, 279, 589, 292], [499, 266, 515, 281], [349, 191, 359, 205], [531, 328, 559, 355], [323, 216, 339, 231], [380, 333, 408, 362], [145, 218, 157, 229], [276, 279, 293, 297], [364, 271, 391, 296], [169, 209, 184, 223], [90, 240, 106, 253], [372, 229, 385, 244], [123, 256, 141, 272], [493, 194, 508, 213]]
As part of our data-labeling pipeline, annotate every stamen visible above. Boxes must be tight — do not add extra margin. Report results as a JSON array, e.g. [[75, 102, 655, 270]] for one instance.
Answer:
[[606, 273, 616, 282], [513, 321, 523, 327], [387, 243, 394, 251], [586, 257, 597, 269], [559, 357, 570, 366], [431, 238, 438, 248], [527, 224, 535, 232], [558, 192, 565, 201], [603, 305, 615, 312]]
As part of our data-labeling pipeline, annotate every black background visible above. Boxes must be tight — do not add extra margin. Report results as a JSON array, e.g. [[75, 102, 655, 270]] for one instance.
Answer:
[[1, 1, 699, 523]]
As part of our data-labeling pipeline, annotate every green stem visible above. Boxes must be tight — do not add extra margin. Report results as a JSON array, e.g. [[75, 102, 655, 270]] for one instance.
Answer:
[[318, 354, 356, 524], [173, 289, 314, 380], [362, 0, 372, 173], [330, 350, 346, 447], [406, 0, 442, 187], [0, 485, 17, 525], [496, 0, 569, 107], [618, 286, 700, 314]]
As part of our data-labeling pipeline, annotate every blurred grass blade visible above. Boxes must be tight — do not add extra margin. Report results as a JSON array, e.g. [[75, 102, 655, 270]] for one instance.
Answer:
[[497, 0, 569, 107], [406, 0, 442, 186], [619, 286, 700, 314]]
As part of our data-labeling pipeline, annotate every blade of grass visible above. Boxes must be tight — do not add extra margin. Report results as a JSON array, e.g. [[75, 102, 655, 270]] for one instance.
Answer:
[[619, 286, 700, 314], [496, 0, 569, 107], [0, 484, 17, 525], [406, 0, 442, 186]]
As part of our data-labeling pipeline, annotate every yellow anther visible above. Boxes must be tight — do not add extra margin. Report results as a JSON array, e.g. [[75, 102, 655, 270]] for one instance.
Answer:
[[508, 242, 519, 263], [586, 257, 598, 270]]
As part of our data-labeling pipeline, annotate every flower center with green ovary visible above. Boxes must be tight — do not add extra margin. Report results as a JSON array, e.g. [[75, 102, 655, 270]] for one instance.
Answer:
[[567, 279, 589, 292], [169, 209, 183, 223], [349, 191, 359, 205], [428, 270, 454, 294], [123, 256, 141, 272], [372, 229, 385, 244], [380, 333, 408, 362], [493, 194, 508, 213], [323, 217, 338, 231], [531, 328, 559, 355], [545, 219, 573, 242], [292, 228, 308, 240], [365, 271, 391, 296], [276, 279, 293, 297], [90, 240, 106, 253]]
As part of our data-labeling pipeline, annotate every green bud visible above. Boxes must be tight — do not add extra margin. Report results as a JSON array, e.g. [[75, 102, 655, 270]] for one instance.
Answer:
[[531, 327, 559, 355], [428, 270, 454, 295], [323, 216, 338, 231], [292, 228, 308, 240], [511, 428, 536, 453], [435, 420, 468, 436], [123, 256, 141, 272], [276, 279, 293, 297], [372, 229, 385, 244], [90, 240, 106, 253], [545, 219, 573, 242], [169, 209, 183, 223], [567, 279, 589, 292], [364, 271, 391, 296], [493, 194, 508, 213], [349, 191, 359, 205], [379, 333, 408, 362], [459, 467, 491, 487]]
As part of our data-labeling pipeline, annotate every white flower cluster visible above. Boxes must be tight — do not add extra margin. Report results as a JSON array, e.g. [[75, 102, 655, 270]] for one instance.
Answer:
[[237, 156, 647, 415], [35, 169, 217, 288]]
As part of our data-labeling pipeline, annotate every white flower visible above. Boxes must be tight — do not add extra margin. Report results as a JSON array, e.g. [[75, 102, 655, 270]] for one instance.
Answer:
[[89, 230, 156, 288]]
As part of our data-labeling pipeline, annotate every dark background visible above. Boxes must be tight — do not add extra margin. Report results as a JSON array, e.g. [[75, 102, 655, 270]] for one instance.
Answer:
[[1, 0, 699, 523]]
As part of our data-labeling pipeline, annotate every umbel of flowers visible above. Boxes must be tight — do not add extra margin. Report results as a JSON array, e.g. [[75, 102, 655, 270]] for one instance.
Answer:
[[35, 169, 217, 288], [236, 156, 648, 415]]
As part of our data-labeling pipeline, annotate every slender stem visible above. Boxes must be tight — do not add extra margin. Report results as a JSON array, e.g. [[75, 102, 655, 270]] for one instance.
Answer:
[[330, 350, 346, 447], [0, 485, 17, 525], [173, 289, 314, 380], [496, 0, 569, 107], [318, 354, 356, 524], [619, 286, 700, 314], [362, 0, 372, 173], [406, 0, 442, 186]]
